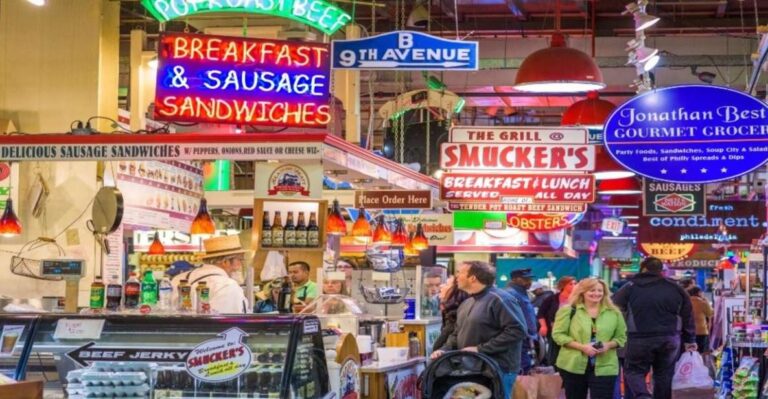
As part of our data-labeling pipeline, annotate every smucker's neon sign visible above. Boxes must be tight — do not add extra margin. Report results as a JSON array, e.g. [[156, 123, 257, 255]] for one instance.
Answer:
[[141, 0, 351, 35], [153, 33, 331, 128]]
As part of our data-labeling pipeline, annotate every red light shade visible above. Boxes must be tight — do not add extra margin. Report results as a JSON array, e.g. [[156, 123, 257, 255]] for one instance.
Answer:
[[392, 219, 408, 246], [351, 207, 372, 238], [190, 198, 216, 234], [597, 178, 642, 195], [148, 231, 165, 255], [0, 199, 21, 237], [561, 91, 616, 128], [594, 148, 636, 180], [326, 199, 347, 236], [372, 215, 392, 244], [411, 223, 429, 251], [514, 34, 605, 93]]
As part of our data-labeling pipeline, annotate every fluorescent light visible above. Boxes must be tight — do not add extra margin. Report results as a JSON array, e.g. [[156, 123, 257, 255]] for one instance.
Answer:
[[635, 13, 660, 31], [27, 0, 45, 5], [514, 81, 606, 93], [594, 170, 637, 180], [642, 54, 660, 72]]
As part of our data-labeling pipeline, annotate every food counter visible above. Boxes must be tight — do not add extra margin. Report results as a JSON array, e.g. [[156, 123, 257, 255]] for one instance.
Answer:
[[360, 356, 426, 399]]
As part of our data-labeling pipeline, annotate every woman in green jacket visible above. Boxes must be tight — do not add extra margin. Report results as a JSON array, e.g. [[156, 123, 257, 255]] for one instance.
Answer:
[[552, 278, 627, 399]]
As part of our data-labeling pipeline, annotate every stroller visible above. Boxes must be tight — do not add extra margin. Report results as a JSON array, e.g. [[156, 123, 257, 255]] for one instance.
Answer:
[[419, 351, 506, 399]]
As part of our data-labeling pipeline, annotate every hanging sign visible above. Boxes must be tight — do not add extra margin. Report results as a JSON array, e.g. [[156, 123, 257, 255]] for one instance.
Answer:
[[604, 85, 768, 183], [332, 31, 478, 70], [439, 143, 595, 171], [643, 179, 705, 216], [639, 200, 767, 244], [141, 0, 351, 35], [506, 213, 583, 233], [354, 190, 432, 209], [154, 32, 331, 128], [441, 172, 595, 203], [450, 126, 589, 144], [639, 243, 696, 261], [186, 328, 253, 383], [448, 202, 587, 213], [601, 217, 625, 236]]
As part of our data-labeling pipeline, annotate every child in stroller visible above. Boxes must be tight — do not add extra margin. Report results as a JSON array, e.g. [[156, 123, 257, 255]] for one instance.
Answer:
[[419, 351, 506, 399]]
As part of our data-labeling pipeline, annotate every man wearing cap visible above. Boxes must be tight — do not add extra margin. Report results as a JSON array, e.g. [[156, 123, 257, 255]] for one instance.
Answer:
[[507, 268, 538, 374], [530, 282, 554, 309], [171, 235, 248, 314]]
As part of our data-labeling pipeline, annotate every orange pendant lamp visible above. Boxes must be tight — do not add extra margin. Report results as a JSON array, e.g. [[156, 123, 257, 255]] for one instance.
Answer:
[[373, 215, 392, 244], [411, 223, 429, 251], [561, 91, 616, 129], [326, 199, 347, 235], [190, 198, 216, 234], [0, 199, 22, 237], [148, 231, 165, 255], [513, 1, 604, 93], [351, 207, 372, 238], [404, 232, 419, 256], [392, 219, 408, 246]]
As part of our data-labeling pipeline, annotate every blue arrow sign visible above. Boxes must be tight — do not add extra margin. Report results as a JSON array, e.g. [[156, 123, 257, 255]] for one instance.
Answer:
[[332, 31, 478, 71]]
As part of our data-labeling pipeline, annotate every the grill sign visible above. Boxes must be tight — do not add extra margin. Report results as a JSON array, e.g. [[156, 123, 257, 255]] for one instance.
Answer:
[[440, 173, 595, 203], [439, 143, 595, 171]]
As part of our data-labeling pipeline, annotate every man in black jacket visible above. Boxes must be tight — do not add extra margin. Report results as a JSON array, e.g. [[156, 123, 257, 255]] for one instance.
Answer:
[[613, 257, 697, 399], [431, 260, 527, 398]]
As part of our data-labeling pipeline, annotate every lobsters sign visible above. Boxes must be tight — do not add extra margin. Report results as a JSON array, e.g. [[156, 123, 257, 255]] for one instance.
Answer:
[[604, 85, 768, 183]]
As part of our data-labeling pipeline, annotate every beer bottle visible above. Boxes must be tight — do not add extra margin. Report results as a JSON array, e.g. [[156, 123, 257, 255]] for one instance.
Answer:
[[295, 212, 308, 247], [124, 272, 141, 309], [307, 212, 319, 247], [271, 211, 284, 247], [284, 212, 296, 247], [261, 211, 272, 248], [89, 277, 105, 310]]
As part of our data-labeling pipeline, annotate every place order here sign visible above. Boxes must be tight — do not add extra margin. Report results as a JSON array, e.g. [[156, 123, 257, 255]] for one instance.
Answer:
[[153, 32, 331, 128], [439, 126, 596, 213]]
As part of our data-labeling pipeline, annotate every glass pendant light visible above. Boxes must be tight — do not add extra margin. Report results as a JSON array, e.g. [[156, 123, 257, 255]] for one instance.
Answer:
[[404, 232, 419, 256], [0, 199, 22, 237], [148, 231, 165, 255], [372, 215, 392, 244], [391, 218, 408, 246], [411, 222, 429, 250], [351, 207, 372, 238], [326, 199, 347, 235], [190, 198, 216, 234]]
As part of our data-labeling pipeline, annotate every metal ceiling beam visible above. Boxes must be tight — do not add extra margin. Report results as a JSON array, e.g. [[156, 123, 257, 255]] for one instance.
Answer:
[[479, 54, 753, 69]]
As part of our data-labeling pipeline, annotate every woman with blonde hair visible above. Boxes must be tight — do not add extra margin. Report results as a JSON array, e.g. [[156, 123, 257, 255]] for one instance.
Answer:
[[552, 278, 627, 399]]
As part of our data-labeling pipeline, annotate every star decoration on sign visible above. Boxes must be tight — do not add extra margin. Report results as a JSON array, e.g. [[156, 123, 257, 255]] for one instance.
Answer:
[[701, 168, 707, 173], [660, 169, 667, 174], [721, 167, 728, 173], [681, 168, 687, 174]]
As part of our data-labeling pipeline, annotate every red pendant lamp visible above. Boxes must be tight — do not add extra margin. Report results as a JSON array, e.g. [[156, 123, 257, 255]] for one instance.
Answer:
[[404, 232, 419, 256], [190, 198, 216, 234], [148, 231, 165, 255], [594, 148, 636, 181], [561, 91, 616, 129], [0, 199, 22, 237], [514, 1, 604, 93], [392, 219, 408, 246], [351, 207, 372, 238], [411, 223, 429, 250], [372, 215, 392, 244], [326, 199, 347, 236], [597, 178, 642, 195]]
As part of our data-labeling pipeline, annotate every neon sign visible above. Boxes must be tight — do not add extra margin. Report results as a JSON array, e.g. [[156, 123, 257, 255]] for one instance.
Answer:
[[154, 33, 331, 128], [141, 0, 351, 35]]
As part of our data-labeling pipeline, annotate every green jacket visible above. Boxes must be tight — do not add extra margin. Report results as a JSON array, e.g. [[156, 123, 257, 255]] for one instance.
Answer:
[[552, 303, 627, 376]]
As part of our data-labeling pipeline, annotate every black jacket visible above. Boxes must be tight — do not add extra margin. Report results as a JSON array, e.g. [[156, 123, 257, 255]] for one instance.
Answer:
[[612, 272, 695, 343], [440, 286, 527, 373]]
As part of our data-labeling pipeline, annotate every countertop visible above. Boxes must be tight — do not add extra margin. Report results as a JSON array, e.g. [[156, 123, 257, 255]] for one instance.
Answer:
[[360, 356, 426, 373]]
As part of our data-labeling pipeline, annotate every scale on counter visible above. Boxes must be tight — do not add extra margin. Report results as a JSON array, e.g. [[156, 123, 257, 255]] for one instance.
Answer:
[[40, 259, 85, 313]]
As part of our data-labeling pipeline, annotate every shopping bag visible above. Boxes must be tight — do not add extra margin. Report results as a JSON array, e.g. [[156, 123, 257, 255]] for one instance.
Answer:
[[512, 375, 538, 399], [672, 351, 714, 390], [533, 373, 562, 399]]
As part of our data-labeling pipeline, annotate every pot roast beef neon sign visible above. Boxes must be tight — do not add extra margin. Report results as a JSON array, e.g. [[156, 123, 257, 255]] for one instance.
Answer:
[[141, 0, 351, 35], [153, 32, 331, 128]]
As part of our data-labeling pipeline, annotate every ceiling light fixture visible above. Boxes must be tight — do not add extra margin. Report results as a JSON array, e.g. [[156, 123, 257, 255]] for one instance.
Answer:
[[326, 199, 347, 236], [351, 207, 372, 239], [561, 91, 617, 129], [406, 3, 429, 29], [27, 0, 45, 6], [624, 0, 659, 31], [0, 199, 22, 237], [190, 198, 216, 234], [597, 178, 642, 195], [148, 231, 166, 255], [513, 0, 605, 93], [593, 149, 636, 180]]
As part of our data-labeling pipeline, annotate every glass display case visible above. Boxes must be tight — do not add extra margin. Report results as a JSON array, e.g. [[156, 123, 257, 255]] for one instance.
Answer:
[[1, 314, 331, 398]]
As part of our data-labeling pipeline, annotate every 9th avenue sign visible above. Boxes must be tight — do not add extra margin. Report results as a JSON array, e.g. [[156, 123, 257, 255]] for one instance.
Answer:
[[354, 190, 432, 209]]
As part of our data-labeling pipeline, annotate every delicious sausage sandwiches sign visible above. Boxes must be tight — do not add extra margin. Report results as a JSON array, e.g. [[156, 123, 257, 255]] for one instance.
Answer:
[[604, 85, 768, 183]]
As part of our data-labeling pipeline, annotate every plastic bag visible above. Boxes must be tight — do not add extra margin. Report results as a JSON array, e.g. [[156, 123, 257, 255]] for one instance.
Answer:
[[672, 351, 714, 390], [260, 251, 286, 281]]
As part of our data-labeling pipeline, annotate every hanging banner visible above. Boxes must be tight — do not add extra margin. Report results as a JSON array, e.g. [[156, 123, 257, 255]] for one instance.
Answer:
[[604, 85, 768, 183], [154, 32, 331, 128], [354, 190, 432, 209], [643, 179, 706, 216], [449, 126, 588, 144], [141, 0, 351, 35], [332, 31, 478, 70], [439, 143, 595, 171], [639, 200, 767, 244], [441, 172, 595, 203]]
